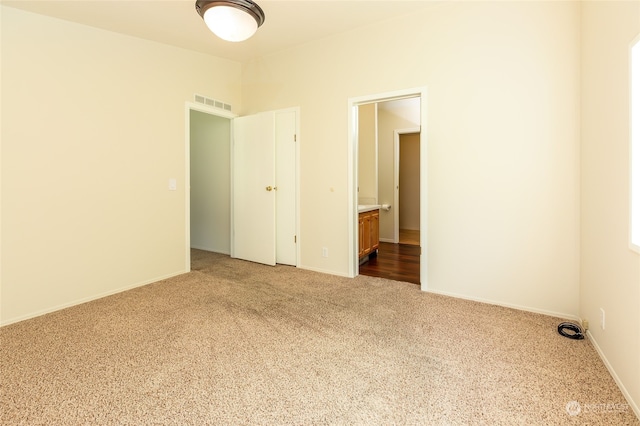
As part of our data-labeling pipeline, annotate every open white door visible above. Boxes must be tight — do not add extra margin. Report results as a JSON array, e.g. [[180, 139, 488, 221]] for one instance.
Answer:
[[232, 112, 276, 265]]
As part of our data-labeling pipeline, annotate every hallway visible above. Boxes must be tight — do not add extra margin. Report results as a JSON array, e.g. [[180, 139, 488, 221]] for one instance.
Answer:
[[359, 242, 420, 285]]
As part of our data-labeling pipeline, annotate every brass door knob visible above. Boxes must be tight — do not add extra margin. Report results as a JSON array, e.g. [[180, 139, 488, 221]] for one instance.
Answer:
[[266, 186, 273, 191]]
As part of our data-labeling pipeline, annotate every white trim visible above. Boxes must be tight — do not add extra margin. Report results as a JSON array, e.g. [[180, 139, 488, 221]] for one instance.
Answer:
[[419, 94, 428, 290], [348, 104, 359, 278], [629, 35, 640, 254], [394, 127, 421, 244], [298, 265, 351, 278], [587, 331, 640, 419], [426, 288, 581, 322], [294, 107, 302, 266], [394, 131, 399, 243], [229, 114, 236, 258], [347, 86, 428, 288], [374, 104, 380, 204], [0, 271, 186, 327]]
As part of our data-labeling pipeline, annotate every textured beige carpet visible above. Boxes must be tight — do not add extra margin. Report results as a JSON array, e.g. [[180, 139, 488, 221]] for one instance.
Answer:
[[1, 249, 637, 425]]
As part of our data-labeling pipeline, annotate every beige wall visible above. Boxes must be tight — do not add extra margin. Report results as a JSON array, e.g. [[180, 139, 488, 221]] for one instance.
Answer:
[[580, 0, 640, 415], [242, 1, 581, 319], [0, 6, 241, 324], [399, 133, 420, 231], [357, 103, 376, 204]]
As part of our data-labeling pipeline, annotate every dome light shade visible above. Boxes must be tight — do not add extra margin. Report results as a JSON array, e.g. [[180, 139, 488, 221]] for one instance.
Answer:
[[195, 0, 265, 42], [204, 6, 257, 42]]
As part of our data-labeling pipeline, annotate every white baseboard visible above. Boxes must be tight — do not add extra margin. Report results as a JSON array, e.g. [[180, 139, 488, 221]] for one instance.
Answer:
[[424, 288, 581, 322], [298, 265, 351, 278], [425, 288, 639, 421], [586, 330, 640, 420], [0, 270, 187, 327]]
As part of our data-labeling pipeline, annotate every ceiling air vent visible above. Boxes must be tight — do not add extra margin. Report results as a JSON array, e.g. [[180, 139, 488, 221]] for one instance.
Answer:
[[194, 94, 232, 112]]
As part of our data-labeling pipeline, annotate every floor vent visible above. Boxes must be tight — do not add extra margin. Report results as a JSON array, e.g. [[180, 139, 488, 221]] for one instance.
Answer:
[[194, 94, 232, 112]]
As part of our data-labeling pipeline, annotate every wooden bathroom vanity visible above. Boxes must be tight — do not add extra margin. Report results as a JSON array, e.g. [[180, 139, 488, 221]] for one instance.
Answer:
[[358, 205, 380, 260]]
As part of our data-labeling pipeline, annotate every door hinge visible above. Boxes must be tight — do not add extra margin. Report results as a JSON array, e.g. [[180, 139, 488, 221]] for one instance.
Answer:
[[294, 235, 297, 243], [294, 134, 297, 142]]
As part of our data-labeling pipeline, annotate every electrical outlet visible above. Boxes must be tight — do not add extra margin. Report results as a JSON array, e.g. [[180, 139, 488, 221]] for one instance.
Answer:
[[582, 319, 589, 331], [322, 247, 329, 258], [600, 308, 605, 330]]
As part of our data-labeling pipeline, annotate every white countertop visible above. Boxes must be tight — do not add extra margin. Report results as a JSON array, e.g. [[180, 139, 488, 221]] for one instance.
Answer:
[[358, 204, 381, 213]]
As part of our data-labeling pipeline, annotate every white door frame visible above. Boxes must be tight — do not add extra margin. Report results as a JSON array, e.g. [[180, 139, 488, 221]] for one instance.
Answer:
[[394, 127, 421, 244], [184, 102, 237, 272], [348, 87, 428, 290]]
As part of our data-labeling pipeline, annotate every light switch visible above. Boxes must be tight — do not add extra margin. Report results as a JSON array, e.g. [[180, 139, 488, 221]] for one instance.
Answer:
[[169, 178, 177, 191]]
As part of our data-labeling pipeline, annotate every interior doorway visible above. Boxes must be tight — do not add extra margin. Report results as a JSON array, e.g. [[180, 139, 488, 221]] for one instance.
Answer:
[[189, 109, 232, 255], [348, 87, 427, 290], [185, 103, 236, 271], [397, 130, 420, 246], [184, 103, 299, 271]]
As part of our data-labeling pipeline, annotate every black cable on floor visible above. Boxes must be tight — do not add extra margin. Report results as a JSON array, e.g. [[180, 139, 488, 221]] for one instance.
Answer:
[[558, 322, 585, 340]]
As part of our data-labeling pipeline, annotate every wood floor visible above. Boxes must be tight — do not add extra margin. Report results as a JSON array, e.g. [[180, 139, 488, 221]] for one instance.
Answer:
[[359, 242, 420, 285], [399, 229, 420, 246]]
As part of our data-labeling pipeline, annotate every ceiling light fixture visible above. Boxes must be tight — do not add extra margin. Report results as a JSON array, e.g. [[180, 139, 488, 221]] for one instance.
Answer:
[[195, 0, 265, 43]]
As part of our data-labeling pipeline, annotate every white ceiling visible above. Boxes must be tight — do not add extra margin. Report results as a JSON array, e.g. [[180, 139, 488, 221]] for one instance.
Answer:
[[2, 0, 439, 63], [378, 97, 421, 123]]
